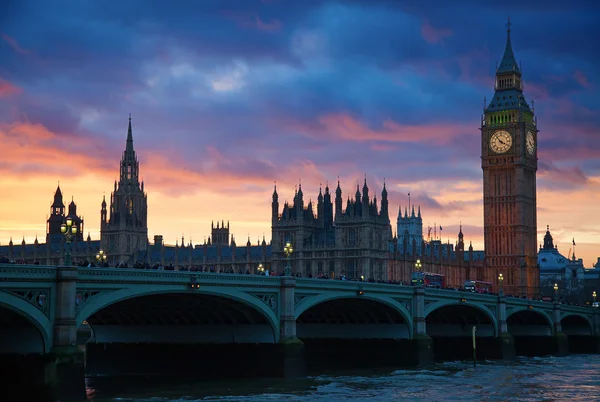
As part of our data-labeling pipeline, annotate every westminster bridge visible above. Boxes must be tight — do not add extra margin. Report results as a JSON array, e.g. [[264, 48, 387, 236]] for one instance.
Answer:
[[1, 263, 599, 399]]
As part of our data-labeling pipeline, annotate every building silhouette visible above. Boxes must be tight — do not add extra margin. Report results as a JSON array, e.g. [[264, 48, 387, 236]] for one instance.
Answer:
[[270, 179, 391, 279], [100, 116, 149, 264], [46, 185, 84, 244], [481, 19, 539, 296], [397, 205, 423, 256]]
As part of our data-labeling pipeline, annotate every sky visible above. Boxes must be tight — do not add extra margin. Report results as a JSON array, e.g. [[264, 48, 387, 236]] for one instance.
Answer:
[[1, 0, 599, 266]]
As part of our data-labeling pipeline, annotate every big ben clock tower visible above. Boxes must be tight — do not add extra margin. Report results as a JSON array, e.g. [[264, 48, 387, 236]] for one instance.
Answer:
[[481, 19, 539, 297]]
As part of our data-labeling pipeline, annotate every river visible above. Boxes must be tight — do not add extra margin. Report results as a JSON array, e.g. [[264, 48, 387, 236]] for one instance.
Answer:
[[84, 354, 599, 401]]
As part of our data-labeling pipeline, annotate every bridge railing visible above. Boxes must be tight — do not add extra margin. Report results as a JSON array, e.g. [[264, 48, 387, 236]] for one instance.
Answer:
[[0, 263, 58, 280], [77, 267, 283, 287]]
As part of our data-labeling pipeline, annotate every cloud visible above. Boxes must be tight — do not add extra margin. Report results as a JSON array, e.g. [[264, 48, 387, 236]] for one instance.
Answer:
[[221, 11, 283, 32], [573, 70, 592, 89], [421, 19, 452, 44], [1, 33, 29, 54], [0, 78, 22, 97]]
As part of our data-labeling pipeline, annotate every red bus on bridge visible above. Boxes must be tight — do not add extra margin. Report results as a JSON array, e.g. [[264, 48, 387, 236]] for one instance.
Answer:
[[412, 272, 445, 288], [464, 280, 493, 293]]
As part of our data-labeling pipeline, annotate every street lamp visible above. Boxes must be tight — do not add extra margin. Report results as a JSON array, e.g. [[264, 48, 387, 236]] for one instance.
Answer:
[[96, 249, 107, 266], [283, 241, 294, 276], [593, 290, 597, 303], [498, 273, 504, 296], [60, 218, 77, 266], [553, 283, 559, 301], [415, 259, 423, 286], [257, 263, 265, 275]]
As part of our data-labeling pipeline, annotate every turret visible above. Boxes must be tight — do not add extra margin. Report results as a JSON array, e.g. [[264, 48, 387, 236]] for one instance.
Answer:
[[362, 177, 369, 217], [542, 225, 554, 250], [380, 180, 389, 218], [51, 184, 65, 215], [272, 184, 279, 225], [101, 195, 107, 225], [335, 178, 343, 217]]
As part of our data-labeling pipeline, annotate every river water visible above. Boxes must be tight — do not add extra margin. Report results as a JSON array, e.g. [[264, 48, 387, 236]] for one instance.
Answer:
[[85, 355, 599, 401]]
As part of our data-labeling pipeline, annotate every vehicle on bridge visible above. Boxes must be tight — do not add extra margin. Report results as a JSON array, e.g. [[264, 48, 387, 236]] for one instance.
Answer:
[[412, 272, 445, 288], [464, 280, 493, 293]]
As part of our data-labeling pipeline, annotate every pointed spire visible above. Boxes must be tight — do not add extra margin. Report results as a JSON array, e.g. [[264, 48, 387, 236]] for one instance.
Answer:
[[417, 205, 421, 218], [52, 183, 65, 208], [411, 205, 415, 217], [126, 113, 134, 154], [497, 16, 520, 75]]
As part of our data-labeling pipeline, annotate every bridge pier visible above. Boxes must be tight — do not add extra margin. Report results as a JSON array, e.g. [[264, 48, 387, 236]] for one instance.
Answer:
[[51, 266, 86, 401], [496, 296, 516, 360], [278, 277, 306, 377], [552, 302, 569, 357], [412, 287, 434, 367]]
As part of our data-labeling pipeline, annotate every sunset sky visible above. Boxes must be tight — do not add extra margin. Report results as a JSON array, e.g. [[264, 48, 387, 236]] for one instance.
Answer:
[[1, 1, 599, 266]]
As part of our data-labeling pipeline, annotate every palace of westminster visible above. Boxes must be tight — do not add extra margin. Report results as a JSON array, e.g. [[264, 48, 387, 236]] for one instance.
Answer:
[[1, 23, 599, 298]]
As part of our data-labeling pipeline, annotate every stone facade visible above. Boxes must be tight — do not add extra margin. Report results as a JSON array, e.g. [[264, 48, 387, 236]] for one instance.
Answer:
[[481, 22, 539, 297]]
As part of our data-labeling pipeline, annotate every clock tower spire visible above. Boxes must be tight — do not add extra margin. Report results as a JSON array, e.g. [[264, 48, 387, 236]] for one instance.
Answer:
[[481, 19, 539, 297]]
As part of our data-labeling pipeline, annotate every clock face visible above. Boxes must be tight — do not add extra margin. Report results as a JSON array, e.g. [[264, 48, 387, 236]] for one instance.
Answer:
[[526, 131, 535, 155], [490, 130, 512, 154]]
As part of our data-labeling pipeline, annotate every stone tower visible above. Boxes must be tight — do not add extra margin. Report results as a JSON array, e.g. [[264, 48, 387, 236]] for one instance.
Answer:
[[46, 185, 66, 244], [101, 115, 148, 263], [397, 204, 423, 256], [211, 220, 230, 246], [481, 19, 539, 296], [46, 186, 84, 244]]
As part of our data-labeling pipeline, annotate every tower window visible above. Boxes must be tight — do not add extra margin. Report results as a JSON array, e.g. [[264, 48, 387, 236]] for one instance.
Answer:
[[127, 165, 132, 179]]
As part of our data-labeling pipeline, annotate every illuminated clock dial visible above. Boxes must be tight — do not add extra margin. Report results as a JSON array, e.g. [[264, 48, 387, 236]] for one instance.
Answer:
[[490, 130, 512, 154], [526, 131, 535, 155]]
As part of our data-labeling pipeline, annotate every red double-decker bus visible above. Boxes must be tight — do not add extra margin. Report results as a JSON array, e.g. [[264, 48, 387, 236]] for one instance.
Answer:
[[464, 280, 493, 293], [412, 272, 445, 288]]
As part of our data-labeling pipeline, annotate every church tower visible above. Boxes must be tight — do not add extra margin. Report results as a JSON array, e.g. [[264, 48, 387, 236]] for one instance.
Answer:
[[481, 19, 539, 296], [101, 115, 148, 263]]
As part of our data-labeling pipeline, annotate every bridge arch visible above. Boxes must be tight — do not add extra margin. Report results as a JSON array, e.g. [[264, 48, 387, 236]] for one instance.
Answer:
[[0, 291, 52, 353], [424, 300, 498, 337], [560, 313, 593, 336], [295, 293, 413, 339], [506, 308, 553, 336], [75, 286, 280, 343]]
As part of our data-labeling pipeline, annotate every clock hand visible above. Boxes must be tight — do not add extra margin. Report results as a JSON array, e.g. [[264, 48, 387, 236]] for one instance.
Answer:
[[498, 139, 505, 145]]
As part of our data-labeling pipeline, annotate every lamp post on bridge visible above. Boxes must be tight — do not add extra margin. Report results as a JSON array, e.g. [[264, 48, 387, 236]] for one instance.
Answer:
[[498, 273, 504, 297], [257, 263, 265, 275], [415, 259, 423, 286], [283, 241, 294, 277], [593, 290, 597, 304], [60, 217, 78, 266], [96, 249, 107, 267], [553, 283, 559, 302]]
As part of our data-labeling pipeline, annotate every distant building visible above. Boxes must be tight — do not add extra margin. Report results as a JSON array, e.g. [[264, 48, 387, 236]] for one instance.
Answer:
[[397, 205, 423, 256], [538, 226, 583, 294], [46, 185, 84, 244], [388, 225, 485, 288], [537, 225, 599, 303], [100, 116, 149, 264], [270, 179, 391, 279]]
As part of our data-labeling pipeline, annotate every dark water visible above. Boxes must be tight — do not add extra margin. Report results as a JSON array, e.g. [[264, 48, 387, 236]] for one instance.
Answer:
[[85, 355, 600, 401]]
